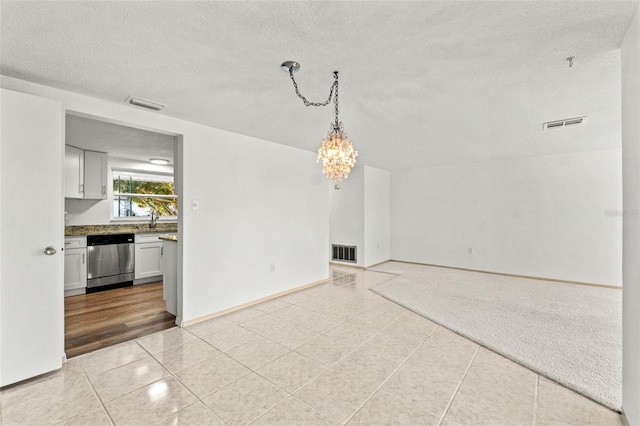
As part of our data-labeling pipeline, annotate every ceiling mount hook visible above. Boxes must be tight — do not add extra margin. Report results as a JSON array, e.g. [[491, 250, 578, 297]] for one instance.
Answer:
[[566, 56, 574, 68], [281, 61, 300, 73]]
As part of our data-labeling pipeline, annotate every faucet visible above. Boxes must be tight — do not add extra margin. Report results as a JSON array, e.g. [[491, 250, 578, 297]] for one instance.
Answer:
[[150, 210, 159, 228]]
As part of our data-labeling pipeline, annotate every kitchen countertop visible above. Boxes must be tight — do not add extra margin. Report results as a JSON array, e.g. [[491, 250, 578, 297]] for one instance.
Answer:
[[159, 235, 178, 242], [65, 222, 178, 236]]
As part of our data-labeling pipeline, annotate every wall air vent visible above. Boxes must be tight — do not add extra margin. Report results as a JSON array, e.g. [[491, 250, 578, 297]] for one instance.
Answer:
[[124, 95, 165, 111], [332, 244, 357, 263], [543, 116, 586, 130]]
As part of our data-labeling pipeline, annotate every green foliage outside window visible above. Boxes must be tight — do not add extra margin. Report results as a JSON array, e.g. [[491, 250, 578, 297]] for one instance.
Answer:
[[113, 173, 177, 218]]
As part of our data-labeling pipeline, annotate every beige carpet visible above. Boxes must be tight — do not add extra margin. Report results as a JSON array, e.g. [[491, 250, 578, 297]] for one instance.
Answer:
[[369, 261, 622, 411]]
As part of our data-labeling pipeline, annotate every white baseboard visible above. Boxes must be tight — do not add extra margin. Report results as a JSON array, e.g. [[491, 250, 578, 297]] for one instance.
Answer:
[[365, 259, 391, 269], [620, 410, 630, 426], [181, 277, 329, 328], [64, 288, 86, 297], [329, 261, 364, 269], [390, 259, 621, 290], [133, 276, 162, 285]]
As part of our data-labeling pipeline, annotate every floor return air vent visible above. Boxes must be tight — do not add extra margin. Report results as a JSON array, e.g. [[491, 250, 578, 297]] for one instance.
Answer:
[[332, 244, 357, 263]]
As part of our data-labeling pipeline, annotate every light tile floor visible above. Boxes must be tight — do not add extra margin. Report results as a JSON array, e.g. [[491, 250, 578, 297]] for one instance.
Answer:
[[0, 267, 624, 425]]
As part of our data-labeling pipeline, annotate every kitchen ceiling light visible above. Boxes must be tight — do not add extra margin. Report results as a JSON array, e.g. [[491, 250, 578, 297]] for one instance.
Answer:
[[149, 158, 170, 165], [282, 61, 358, 189]]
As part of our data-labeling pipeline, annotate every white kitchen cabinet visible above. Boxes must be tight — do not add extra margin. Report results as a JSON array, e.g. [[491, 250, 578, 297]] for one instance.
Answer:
[[83, 150, 108, 200], [161, 238, 178, 317], [64, 145, 84, 198], [64, 146, 107, 200], [134, 233, 172, 282], [64, 237, 87, 297]]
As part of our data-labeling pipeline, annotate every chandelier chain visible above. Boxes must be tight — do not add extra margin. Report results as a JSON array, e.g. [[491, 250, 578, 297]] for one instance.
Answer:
[[282, 62, 356, 187], [288, 70, 339, 124], [333, 72, 339, 126]]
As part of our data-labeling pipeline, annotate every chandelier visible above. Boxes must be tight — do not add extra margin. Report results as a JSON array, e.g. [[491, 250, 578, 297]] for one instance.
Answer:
[[282, 61, 358, 189]]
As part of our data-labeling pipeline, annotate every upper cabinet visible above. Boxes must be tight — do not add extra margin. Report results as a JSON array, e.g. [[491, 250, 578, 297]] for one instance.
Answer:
[[64, 145, 108, 200], [83, 150, 108, 199], [64, 145, 84, 198]]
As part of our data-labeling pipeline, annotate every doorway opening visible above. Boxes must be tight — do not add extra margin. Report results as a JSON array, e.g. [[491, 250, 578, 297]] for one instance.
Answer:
[[63, 113, 182, 358]]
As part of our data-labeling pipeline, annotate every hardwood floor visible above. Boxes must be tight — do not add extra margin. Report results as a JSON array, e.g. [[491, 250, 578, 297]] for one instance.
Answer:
[[64, 282, 176, 358]]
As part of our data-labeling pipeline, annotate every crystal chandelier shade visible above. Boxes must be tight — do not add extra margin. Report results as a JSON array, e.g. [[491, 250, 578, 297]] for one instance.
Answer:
[[282, 61, 358, 188], [317, 123, 358, 186]]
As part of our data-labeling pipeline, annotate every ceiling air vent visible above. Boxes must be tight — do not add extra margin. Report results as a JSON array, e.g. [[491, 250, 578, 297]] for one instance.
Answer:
[[124, 95, 165, 111], [543, 116, 586, 130]]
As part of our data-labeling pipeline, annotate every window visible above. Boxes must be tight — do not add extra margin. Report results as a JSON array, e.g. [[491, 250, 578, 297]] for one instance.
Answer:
[[112, 170, 177, 219]]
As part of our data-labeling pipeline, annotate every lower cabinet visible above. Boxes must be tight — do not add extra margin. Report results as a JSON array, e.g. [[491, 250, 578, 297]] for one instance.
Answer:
[[134, 241, 164, 280], [162, 239, 178, 316], [64, 236, 87, 297]]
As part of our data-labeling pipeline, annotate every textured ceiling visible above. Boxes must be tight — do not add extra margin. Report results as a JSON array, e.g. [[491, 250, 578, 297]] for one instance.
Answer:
[[66, 115, 175, 164], [1, 1, 638, 171]]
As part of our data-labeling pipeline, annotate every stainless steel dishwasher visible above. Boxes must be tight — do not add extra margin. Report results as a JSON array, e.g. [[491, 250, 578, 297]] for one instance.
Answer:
[[86, 233, 135, 293]]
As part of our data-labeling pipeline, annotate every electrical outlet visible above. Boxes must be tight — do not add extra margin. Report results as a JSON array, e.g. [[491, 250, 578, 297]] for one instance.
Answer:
[[270, 263, 275, 272], [468, 247, 473, 254]]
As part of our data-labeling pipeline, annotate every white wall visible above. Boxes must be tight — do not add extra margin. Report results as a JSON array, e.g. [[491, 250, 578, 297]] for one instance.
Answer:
[[329, 165, 391, 268], [182, 129, 329, 320], [622, 5, 640, 424], [364, 166, 391, 266], [391, 149, 622, 286], [329, 166, 365, 266], [0, 76, 330, 326], [0, 88, 3, 383], [65, 156, 173, 225]]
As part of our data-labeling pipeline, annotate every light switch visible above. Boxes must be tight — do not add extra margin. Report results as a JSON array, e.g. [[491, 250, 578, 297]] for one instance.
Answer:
[[192, 199, 199, 210]]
